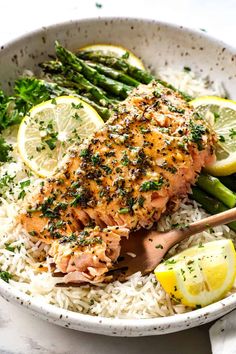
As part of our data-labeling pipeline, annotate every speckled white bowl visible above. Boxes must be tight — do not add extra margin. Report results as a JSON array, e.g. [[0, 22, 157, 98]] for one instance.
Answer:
[[1, 18, 236, 337]]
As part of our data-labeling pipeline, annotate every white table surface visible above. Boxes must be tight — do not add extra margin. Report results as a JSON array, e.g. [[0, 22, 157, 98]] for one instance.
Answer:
[[0, 0, 235, 352]]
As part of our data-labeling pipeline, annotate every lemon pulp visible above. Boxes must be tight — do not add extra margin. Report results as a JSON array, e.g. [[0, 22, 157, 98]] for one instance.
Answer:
[[155, 239, 236, 308], [190, 96, 236, 176], [17, 96, 104, 178]]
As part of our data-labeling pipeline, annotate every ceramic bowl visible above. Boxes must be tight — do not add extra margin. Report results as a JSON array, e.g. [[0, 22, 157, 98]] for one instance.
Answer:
[[0, 17, 236, 337]]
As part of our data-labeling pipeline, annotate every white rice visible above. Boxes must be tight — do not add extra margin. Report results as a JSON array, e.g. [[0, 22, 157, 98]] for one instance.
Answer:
[[0, 68, 234, 319]]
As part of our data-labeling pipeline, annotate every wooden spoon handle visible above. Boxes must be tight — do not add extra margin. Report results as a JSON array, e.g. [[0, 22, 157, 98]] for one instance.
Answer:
[[183, 206, 236, 236], [163, 207, 236, 247]]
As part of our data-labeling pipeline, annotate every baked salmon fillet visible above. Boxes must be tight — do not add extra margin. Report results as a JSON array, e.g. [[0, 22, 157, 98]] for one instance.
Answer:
[[19, 81, 216, 283]]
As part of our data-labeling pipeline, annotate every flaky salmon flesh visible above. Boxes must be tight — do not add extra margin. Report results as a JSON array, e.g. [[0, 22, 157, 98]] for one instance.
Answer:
[[19, 81, 216, 284]]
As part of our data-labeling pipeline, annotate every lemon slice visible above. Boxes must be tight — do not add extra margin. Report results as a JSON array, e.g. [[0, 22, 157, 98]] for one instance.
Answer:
[[190, 96, 236, 176], [18, 96, 104, 177], [79, 44, 145, 70], [154, 239, 236, 308]]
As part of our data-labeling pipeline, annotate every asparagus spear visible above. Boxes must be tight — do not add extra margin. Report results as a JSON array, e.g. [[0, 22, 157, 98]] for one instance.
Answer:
[[55, 42, 133, 99], [191, 187, 236, 232], [197, 174, 236, 208], [39, 60, 64, 74], [45, 79, 111, 120], [219, 175, 236, 192], [77, 50, 192, 101], [44, 46, 191, 102], [51, 76, 111, 119], [155, 79, 192, 102], [77, 50, 153, 84], [86, 61, 140, 87], [73, 94, 110, 120], [41, 60, 103, 94], [40, 60, 112, 107]]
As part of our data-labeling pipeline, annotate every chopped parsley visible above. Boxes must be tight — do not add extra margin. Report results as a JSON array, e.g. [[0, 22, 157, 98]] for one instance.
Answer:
[[72, 102, 83, 110], [213, 112, 220, 121], [168, 104, 185, 114], [59, 233, 77, 244], [5, 243, 15, 252], [101, 165, 112, 175], [180, 268, 186, 281], [80, 148, 90, 158], [95, 2, 102, 8], [45, 134, 58, 150], [229, 128, 236, 139], [91, 153, 101, 165], [177, 141, 188, 152], [18, 179, 31, 200], [51, 98, 57, 105], [153, 88, 162, 98], [183, 66, 191, 72], [138, 196, 145, 207], [20, 179, 31, 189], [0, 270, 12, 283], [18, 190, 26, 200], [219, 135, 225, 142], [72, 112, 82, 122], [125, 197, 136, 213], [164, 259, 176, 265], [0, 173, 15, 200], [60, 232, 103, 247], [140, 126, 151, 134], [140, 177, 164, 192], [70, 187, 92, 208], [38, 120, 58, 151], [77, 236, 102, 247], [29, 231, 38, 236], [0, 137, 12, 162], [121, 151, 130, 166], [38, 197, 67, 219], [189, 120, 206, 150], [121, 51, 129, 60]]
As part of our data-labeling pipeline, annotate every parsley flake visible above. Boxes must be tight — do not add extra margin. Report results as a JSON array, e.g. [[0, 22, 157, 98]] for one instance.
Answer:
[[0, 271, 12, 283], [140, 177, 164, 192]]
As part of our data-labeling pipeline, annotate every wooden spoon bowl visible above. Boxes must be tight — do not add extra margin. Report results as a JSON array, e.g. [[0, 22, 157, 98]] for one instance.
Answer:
[[109, 207, 236, 282]]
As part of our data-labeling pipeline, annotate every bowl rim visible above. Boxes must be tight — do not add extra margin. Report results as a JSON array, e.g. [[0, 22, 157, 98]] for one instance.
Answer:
[[1, 15, 236, 55], [1, 16, 236, 333], [1, 277, 236, 330]]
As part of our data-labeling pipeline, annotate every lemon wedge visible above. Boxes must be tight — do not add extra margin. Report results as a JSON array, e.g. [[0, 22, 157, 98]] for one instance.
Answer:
[[79, 44, 145, 70], [190, 96, 236, 176], [154, 239, 236, 308], [17, 96, 104, 178]]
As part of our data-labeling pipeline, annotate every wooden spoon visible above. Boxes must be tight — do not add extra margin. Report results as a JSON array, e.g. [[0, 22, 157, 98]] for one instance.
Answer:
[[109, 207, 236, 282]]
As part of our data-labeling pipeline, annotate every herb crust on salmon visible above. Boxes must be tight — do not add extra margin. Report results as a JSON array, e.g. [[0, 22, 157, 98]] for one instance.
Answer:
[[19, 81, 216, 283]]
